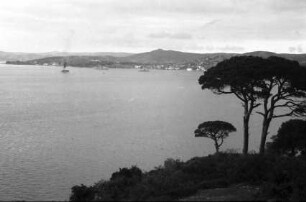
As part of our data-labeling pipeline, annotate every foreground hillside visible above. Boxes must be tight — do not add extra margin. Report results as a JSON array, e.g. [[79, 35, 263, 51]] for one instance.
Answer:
[[69, 153, 306, 201]]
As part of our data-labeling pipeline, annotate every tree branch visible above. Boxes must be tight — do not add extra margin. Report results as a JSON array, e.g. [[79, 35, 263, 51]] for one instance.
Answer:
[[256, 111, 265, 116], [273, 111, 294, 118], [233, 91, 246, 102], [218, 138, 224, 147], [253, 103, 261, 109], [215, 89, 233, 95], [274, 101, 300, 109]]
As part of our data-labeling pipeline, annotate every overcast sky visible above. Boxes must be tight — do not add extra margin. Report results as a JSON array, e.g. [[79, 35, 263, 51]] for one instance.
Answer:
[[0, 0, 305, 53]]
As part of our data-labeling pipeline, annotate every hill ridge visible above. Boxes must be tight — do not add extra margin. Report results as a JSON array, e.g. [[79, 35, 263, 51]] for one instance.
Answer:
[[3, 49, 306, 68]]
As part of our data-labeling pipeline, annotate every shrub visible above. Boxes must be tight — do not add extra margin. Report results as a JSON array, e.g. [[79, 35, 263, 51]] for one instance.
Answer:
[[70, 184, 95, 201], [70, 153, 306, 201], [260, 157, 306, 201], [267, 119, 306, 156]]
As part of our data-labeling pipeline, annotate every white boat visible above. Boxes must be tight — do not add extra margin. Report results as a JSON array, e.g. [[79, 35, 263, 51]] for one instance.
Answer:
[[186, 68, 193, 71]]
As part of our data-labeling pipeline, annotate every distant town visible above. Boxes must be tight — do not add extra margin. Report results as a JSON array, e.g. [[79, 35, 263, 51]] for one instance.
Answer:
[[2, 49, 306, 70]]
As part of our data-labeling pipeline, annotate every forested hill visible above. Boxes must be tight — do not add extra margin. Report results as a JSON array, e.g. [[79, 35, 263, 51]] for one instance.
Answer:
[[0, 51, 132, 62], [4, 49, 306, 68], [119, 49, 236, 64], [243, 51, 306, 66]]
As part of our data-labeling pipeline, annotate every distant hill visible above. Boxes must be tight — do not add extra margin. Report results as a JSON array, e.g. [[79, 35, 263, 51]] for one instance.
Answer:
[[120, 49, 205, 64], [0, 51, 133, 61], [121, 49, 305, 67], [119, 49, 237, 64], [4, 49, 306, 68], [243, 51, 306, 66], [243, 51, 278, 58], [0, 51, 43, 61], [6, 55, 119, 67]]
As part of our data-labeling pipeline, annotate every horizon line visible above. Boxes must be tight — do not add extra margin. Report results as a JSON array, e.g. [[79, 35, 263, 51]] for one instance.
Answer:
[[0, 48, 305, 55]]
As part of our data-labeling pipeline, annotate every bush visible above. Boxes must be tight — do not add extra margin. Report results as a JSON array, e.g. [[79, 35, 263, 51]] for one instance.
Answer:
[[267, 119, 306, 156], [70, 184, 95, 201], [110, 166, 142, 181], [70, 153, 306, 201], [261, 157, 306, 201]]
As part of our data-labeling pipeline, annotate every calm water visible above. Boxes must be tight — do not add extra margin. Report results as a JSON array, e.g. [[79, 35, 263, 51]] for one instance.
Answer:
[[0, 64, 287, 200]]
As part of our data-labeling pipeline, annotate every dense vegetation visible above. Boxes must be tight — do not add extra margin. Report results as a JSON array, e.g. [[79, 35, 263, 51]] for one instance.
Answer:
[[267, 119, 306, 156], [70, 152, 306, 201], [70, 120, 306, 201]]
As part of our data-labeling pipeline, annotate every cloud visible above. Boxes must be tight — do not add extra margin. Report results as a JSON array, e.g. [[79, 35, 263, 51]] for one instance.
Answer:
[[219, 45, 245, 52], [268, 0, 306, 13], [0, 0, 305, 53], [82, 0, 306, 18], [288, 45, 303, 53], [149, 31, 192, 40], [202, 19, 221, 28], [203, 45, 245, 53]]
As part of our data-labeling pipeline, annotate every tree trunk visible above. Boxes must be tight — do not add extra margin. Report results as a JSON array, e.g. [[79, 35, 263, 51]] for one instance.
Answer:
[[259, 118, 271, 155], [242, 104, 251, 155], [214, 141, 220, 153]]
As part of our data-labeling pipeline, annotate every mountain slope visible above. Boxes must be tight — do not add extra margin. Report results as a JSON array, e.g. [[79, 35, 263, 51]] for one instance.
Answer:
[[0, 51, 133, 61], [243, 51, 278, 58], [244, 51, 306, 66], [4, 49, 306, 67], [121, 49, 305, 66], [120, 49, 206, 64]]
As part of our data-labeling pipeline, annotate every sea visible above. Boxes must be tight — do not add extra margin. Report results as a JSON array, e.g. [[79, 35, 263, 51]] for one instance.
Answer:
[[0, 64, 287, 200]]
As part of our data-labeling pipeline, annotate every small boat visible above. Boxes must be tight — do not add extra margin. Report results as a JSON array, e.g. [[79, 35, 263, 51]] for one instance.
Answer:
[[61, 61, 69, 73]]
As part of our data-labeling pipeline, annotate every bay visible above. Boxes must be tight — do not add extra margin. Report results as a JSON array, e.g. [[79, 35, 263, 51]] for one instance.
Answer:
[[0, 64, 287, 200]]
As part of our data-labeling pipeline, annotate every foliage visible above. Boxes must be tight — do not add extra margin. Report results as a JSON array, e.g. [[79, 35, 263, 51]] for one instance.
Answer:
[[254, 56, 306, 154], [70, 184, 96, 201], [260, 156, 306, 201], [267, 119, 306, 156], [194, 121, 236, 153], [110, 166, 142, 181], [198, 56, 266, 154], [69, 154, 306, 201], [199, 56, 306, 154]]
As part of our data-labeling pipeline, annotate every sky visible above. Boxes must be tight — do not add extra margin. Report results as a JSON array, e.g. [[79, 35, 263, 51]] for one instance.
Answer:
[[0, 0, 305, 53]]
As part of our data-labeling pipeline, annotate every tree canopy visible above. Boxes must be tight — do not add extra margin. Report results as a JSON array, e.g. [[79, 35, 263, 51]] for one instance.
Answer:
[[267, 119, 306, 156], [199, 56, 267, 97], [253, 56, 306, 154], [199, 56, 265, 154], [199, 56, 306, 154], [195, 121, 236, 153]]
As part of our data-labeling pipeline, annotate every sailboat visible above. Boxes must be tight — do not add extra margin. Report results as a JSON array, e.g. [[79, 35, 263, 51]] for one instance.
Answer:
[[61, 61, 69, 73]]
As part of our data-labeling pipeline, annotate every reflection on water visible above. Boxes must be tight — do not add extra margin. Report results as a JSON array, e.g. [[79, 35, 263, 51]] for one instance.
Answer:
[[0, 65, 287, 200]]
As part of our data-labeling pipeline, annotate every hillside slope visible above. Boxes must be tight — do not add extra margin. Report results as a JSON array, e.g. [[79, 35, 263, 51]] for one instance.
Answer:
[[0, 51, 133, 61], [4, 49, 306, 67]]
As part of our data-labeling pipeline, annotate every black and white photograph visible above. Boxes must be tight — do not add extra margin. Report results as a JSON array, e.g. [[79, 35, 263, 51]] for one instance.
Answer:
[[0, 0, 305, 201]]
